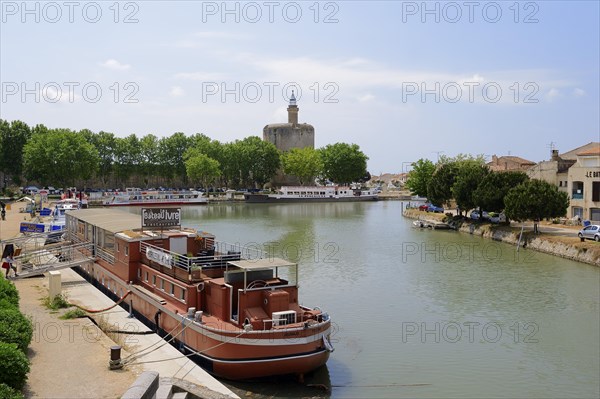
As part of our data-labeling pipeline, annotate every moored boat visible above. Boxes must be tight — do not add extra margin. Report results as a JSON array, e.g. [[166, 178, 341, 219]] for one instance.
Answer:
[[103, 188, 208, 206], [19, 198, 81, 237], [245, 186, 378, 203], [64, 208, 333, 379]]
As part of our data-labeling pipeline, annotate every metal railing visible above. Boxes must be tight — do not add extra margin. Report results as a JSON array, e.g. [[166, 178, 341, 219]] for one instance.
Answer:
[[13, 241, 95, 277], [139, 240, 267, 273]]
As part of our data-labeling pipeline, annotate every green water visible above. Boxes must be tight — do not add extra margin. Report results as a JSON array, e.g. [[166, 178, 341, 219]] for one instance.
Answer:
[[130, 202, 600, 398]]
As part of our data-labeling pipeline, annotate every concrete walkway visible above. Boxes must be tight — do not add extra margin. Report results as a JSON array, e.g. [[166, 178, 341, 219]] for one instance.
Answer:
[[61, 268, 238, 398]]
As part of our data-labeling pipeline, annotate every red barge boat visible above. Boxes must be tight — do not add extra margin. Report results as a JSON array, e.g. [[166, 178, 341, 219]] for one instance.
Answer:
[[64, 208, 333, 380]]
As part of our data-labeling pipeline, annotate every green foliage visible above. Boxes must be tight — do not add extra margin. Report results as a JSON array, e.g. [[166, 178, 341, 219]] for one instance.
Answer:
[[0, 343, 30, 390], [230, 137, 280, 188], [0, 278, 19, 309], [0, 120, 31, 182], [438, 153, 487, 165], [473, 171, 530, 212], [59, 308, 87, 320], [451, 162, 490, 211], [184, 151, 221, 188], [157, 133, 192, 183], [0, 382, 25, 399], [42, 294, 70, 310], [23, 128, 99, 187], [427, 163, 458, 206], [504, 179, 570, 224], [405, 158, 435, 197], [319, 143, 368, 184], [89, 131, 118, 187], [0, 309, 33, 353], [281, 147, 323, 185]]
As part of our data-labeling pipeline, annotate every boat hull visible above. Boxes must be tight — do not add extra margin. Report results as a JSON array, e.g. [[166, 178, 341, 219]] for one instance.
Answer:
[[74, 264, 332, 380], [244, 194, 378, 203], [104, 200, 208, 206]]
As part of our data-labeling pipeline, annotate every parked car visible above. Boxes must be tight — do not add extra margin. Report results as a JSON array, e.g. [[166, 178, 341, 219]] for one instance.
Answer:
[[578, 225, 600, 242], [427, 204, 444, 213], [418, 204, 429, 211], [22, 186, 40, 195], [489, 212, 507, 224], [470, 210, 481, 220]]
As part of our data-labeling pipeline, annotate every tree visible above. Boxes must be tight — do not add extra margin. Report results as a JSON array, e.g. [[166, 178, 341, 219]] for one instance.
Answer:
[[452, 162, 489, 212], [405, 158, 435, 197], [319, 143, 368, 184], [89, 131, 117, 188], [427, 162, 458, 206], [23, 129, 99, 187], [185, 151, 221, 189], [233, 137, 280, 188], [504, 179, 570, 233], [473, 171, 530, 212], [157, 133, 191, 184], [139, 134, 160, 186], [0, 120, 31, 185], [113, 135, 142, 186], [281, 147, 323, 185]]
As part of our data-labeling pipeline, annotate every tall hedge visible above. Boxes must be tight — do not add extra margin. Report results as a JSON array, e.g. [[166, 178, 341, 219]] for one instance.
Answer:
[[0, 382, 25, 399], [0, 278, 19, 309], [0, 308, 33, 353], [0, 343, 29, 390]]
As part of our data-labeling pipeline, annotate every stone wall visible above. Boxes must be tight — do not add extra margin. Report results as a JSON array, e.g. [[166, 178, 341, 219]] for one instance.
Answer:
[[403, 209, 600, 267]]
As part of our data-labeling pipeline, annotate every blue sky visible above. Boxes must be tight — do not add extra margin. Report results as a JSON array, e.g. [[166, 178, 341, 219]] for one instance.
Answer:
[[1, 1, 598, 173]]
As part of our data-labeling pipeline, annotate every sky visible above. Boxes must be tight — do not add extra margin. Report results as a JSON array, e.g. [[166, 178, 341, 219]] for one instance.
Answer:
[[1, 0, 599, 174]]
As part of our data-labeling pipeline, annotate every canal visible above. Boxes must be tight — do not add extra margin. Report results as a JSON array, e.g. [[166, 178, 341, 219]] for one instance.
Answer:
[[133, 201, 600, 398]]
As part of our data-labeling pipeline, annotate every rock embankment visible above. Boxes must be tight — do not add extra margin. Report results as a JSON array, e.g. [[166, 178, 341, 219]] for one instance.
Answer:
[[403, 209, 600, 267]]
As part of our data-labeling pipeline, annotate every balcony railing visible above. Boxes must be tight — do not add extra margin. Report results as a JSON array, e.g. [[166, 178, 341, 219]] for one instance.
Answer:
[[139, 240, 268, 283], [572, 192, 584, 200]]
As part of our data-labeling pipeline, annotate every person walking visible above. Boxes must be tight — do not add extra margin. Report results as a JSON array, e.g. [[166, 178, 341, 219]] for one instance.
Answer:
[[3, 255, 17, 278]]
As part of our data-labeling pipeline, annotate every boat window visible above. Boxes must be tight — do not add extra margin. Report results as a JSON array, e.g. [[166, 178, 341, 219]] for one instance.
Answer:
[[144, 271, 148, 282], [153, 275, 157, 286], [161, 279, 165, 291], [116, 242, 119, 252], [180, 289, 186, 301], [125, 246, 129, 256], [170, 284, 175, 295], [137, 269, 141, 279]]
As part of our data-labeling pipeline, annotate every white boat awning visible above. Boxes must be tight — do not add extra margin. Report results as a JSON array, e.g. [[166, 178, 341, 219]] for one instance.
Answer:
[[227, 258, 296, 270]]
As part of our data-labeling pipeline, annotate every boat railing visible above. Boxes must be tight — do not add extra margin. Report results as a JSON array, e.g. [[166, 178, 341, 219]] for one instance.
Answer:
[[96, 247, 115, 264], [139, 240, 267, 282]]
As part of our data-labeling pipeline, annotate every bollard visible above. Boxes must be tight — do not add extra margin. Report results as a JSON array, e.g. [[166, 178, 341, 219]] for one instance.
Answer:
[[109, 345, 123, 370], [48, 271, 62, 299]]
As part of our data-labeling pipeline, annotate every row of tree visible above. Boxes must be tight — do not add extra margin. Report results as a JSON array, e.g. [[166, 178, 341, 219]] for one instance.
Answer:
[[406, 155, 569, 228], [0, 119, 369, 190]]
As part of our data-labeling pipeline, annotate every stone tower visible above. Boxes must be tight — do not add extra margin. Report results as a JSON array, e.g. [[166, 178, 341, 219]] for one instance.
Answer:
[[263, 91, 315, 186], [263, 91, 315, 152]]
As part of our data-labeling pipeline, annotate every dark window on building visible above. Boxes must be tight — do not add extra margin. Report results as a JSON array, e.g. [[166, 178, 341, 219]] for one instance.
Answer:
[[593, 181, 600, 202]]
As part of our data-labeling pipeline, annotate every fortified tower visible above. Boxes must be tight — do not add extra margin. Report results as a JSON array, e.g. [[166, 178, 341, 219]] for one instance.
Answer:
[[263, 92, 315, 186], [263, 91, 315, 152]]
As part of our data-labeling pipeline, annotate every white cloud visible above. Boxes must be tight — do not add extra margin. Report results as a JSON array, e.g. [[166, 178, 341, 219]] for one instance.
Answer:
[[573, 88, 586, 97], [100, 59, 131, 71], [546, 88, 561, 102], [193, 31, 248, 39], [357, 94, 375, 102], [169, 86, 185, 97], [173, 72, 228, 81]]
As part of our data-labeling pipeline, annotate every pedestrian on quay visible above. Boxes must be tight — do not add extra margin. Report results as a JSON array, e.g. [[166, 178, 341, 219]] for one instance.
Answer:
[[2, 255, 17, 278]]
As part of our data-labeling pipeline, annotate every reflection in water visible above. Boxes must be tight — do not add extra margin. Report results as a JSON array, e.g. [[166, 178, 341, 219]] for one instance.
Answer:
[[123, 202, 599, 398]]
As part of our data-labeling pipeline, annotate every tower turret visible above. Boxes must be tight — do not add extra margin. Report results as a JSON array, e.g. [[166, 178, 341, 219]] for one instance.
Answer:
[[287, 91, 298, 125]]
